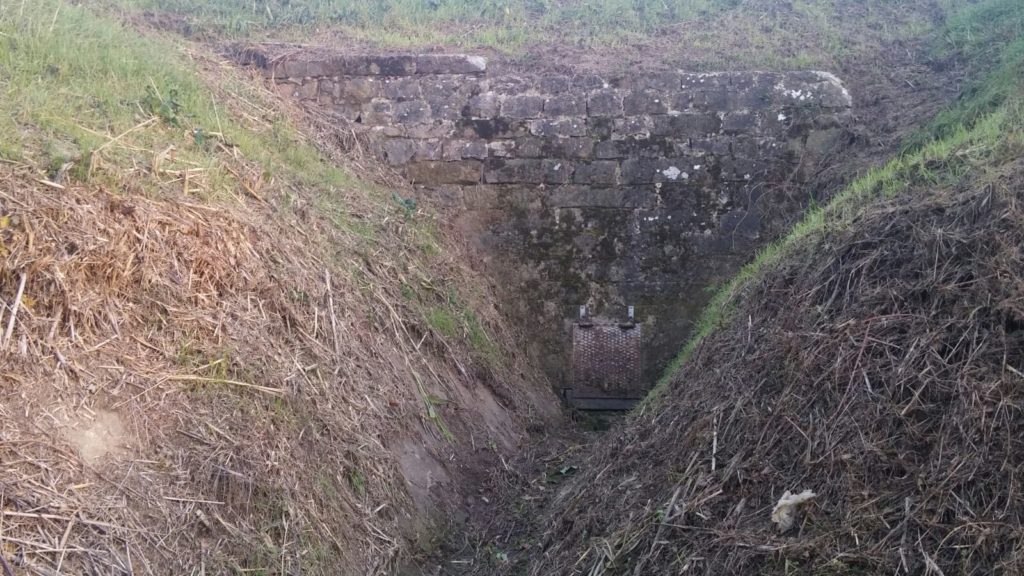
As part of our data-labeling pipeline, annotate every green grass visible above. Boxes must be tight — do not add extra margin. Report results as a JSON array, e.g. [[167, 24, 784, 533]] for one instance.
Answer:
[[426, 300, 502, 367], [101, 0, 982, 71], [107, 0, 738, 48], [902, 0, 1024, 152], [0, 0, 352, 199], [647, 0, 1024, 402]]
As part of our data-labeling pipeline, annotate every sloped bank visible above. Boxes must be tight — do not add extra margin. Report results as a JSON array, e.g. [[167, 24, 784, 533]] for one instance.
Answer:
[[460, 8, 1024, 571], [0, 2, 560, 574]]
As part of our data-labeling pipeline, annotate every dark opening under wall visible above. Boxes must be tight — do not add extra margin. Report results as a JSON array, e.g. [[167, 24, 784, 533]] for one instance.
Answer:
[[238, 48, 853, 399]]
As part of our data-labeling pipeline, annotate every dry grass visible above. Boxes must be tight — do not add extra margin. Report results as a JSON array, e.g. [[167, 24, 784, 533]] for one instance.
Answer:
[[0, 12, 556, 576]]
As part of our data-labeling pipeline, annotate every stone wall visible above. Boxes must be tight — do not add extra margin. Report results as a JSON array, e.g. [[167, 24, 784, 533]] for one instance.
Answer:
[[243, 49, 853, 394]]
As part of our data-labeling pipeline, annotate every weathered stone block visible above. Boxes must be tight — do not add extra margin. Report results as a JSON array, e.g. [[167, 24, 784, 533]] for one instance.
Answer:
[[573, 161, 619, 186], [456, 118, 529, 139], [274, 82, 299, 99], [280, 60, 308, 78], [417, 185, 463, 207], [405, 122, 456, 139], [515, 138, 544, 158], [628, 72, 683, 92], [668, 91, 695, 111], [336, 77, 381, 104], [367, 56, 418, 76], [318, 79, 337, 100], [466, 91, 500, 118], [442, 140, 465, 161], [621, 158, 699, 184], [613, 116, 654, 138], [407, 160, 482, 185], [630, 137, 676, 158], [587, 89, 623, 116], [722, 111, 757, 134], [548, 186, 655, 209], [415, 54, 487, 75], [419, 75, 463, 96], [544, 94, 586, 116], [414, 139, 443, 161], [689, 136, 732, 157], [727, 71, 780, 90], [517, 137, 595, 159], [427, 97, 462, 121], [620, 158, 655, 184], [443, 139, 489, 161], [718, 207, 761, 241], [381, 139, 416, 165], [720, 156, 770, 181], [587, 117, 614, 140], [651, 113, 722, 137], [624, 90, 669, 115], [488, 140, 516, 157], [501, 95, 545, 118], [555, 137, 596, 159], [393, 100, 431, 124], [804, 128, 846, 157], [382, 77, 422, 100], [812, 77, 854, 109], [297, 80, 319, 100], [484, 159, 544, 184], [413, 77, 465, 120], [543, 160, 573, 184], [529, 118, 588, 138], [680, 72, 727, 89], [539, 75, 571, 93], [490, 76, 535, 95], [572, 74, 606, 90], [462, 185, 501, 210], [370, 124, 406, 137], [594, 139, 626, 159], [697, 87, 730, 111], [729, 85, 772, 109]]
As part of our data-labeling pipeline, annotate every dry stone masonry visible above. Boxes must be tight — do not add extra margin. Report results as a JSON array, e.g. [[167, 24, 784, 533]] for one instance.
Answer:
[[244, 49, 853, 394]]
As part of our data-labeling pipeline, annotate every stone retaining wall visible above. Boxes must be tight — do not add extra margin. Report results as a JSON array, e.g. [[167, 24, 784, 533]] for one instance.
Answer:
[[243, 49, 854, 393]]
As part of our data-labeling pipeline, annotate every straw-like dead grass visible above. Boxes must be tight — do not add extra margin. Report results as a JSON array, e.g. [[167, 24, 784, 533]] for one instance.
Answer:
[[0, 47, 555, 576]]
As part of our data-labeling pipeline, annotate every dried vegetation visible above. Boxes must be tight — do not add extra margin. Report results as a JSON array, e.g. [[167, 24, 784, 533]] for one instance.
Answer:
[[521, 160, 1024, 575], [0, 2, 555, 574]]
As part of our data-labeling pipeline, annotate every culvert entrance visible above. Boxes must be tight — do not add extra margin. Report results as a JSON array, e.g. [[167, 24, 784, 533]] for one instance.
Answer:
[[565, 308, 644, 411], [240, 48, 854, 397]]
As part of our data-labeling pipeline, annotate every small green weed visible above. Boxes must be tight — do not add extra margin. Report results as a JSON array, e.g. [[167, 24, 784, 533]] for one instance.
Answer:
[[347, 469, 366, 495]]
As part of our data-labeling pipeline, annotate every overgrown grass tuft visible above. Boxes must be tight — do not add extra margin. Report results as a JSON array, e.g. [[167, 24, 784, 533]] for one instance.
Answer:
[[648, 0, 1024, 402]]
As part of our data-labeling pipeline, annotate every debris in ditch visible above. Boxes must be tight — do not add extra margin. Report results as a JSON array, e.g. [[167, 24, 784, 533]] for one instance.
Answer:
[[770, 489, 817, 532]]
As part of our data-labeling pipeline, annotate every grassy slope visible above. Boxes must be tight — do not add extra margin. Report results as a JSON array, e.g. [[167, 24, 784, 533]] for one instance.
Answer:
[[648, 0, 1024, 402], [0, 0, 512, 367], [109, 0, 737, 48], [0, 1, 552, 573], [111, 0, 957, 71], [0, 0, 351, 189]]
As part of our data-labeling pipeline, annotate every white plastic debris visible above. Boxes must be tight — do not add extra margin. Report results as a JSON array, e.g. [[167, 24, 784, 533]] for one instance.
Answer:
[[662, 166, 682, 180], [771, 489, 816, 532]]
